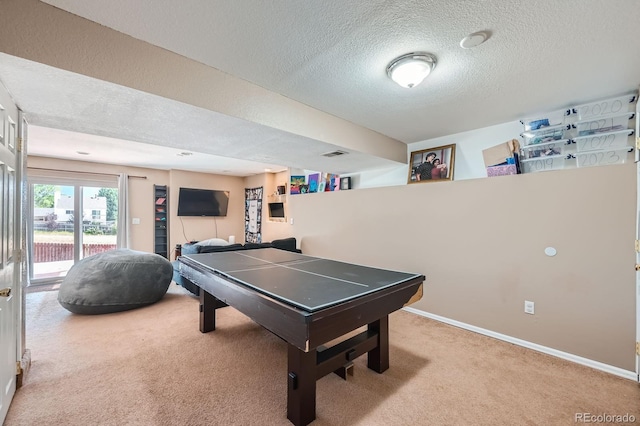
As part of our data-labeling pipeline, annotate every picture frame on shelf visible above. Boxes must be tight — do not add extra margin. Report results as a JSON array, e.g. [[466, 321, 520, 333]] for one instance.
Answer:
[[325, 173, 339, 191], [308, 173, 320, 193], [340, 177, 351, 190], [408, 144, 456, 183], [290, 175, 305, 195]]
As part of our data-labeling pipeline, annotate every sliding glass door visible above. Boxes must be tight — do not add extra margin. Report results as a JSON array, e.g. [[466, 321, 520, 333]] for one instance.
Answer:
[[31, 184, 76, 280], [30, 181, 118, 284]]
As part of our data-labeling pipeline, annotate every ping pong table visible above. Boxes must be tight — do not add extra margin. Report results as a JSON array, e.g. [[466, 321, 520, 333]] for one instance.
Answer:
[[177, 248, 424, 426]]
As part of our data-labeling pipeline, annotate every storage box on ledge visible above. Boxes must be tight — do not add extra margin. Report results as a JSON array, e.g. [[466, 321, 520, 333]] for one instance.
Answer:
[[486, 156, 520, 177], [572, 93, 637, 121], [572, 111, 635, 137], [487, 163, 518, 177], [521, 109, 568, 132], [573, 128, 633, 152], [521, 139, 569, 159], [520, 154, 567, 173], [483, 139, 521, 168], [574, 147, 634, 168], [521, 125, 567, 145]]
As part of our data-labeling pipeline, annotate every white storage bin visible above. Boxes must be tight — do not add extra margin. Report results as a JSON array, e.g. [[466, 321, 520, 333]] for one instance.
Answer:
[[574, 147, 633, 168], [572, 93, 637, 120], [521, 139, 569, 159], [521, 124, 566, 145], [520, 154, 567, 173], [573, 111, 634, 136], [573, 129, 633, 152], [521, 109, 567, 132]]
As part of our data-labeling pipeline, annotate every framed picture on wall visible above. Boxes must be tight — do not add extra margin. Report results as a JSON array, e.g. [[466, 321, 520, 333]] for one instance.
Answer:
[[408, 144, 456, 183]]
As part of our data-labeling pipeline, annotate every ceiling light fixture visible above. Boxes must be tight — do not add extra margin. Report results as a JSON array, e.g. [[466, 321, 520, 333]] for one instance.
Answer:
[[386, 52, 437, 88]]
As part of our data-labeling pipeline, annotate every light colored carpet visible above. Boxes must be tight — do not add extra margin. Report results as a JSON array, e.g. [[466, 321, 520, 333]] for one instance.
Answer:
[[5, 284, 640, 425]]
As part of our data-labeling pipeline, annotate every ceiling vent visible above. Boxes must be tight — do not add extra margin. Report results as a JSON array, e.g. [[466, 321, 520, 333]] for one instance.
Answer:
[[322, 150, 348, 158]]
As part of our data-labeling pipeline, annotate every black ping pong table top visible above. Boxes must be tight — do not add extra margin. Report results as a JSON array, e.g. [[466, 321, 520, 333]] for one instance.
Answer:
[[183, 248, 422, 312]]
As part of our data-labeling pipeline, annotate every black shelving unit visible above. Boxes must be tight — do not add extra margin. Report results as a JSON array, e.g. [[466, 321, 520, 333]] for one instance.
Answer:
[[154, 185, 168, 258]]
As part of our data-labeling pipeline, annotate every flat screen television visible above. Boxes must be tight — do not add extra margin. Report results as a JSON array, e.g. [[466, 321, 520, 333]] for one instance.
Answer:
[[177, 187, 229, 217], [268, 202, 285, 219]]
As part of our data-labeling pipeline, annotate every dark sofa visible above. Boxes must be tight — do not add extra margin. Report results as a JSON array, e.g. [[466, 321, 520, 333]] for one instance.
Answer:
[[171, 237, 300, 295]]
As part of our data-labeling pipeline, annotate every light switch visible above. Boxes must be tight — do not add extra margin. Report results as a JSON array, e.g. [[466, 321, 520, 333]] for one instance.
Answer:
[[132, 218, 140, 225]]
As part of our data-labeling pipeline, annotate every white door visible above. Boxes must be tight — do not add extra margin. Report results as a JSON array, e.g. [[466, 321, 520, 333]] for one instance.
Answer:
[[636, 91, 640, 382], [636, 161, 640, 382], [0, 81, 21, 423]]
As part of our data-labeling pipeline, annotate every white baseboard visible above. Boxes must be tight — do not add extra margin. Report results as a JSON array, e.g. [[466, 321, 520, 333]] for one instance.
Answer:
[[402, 307, 638, 382]]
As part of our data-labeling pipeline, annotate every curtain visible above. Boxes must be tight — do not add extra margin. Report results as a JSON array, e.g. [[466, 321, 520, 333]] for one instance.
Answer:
[[117, 173, 130, 248], [244, 187, 263, 243]]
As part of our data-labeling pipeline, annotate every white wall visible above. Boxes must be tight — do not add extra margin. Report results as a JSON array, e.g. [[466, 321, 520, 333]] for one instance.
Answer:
[[348, 121, 524, 188], [409, 121, 524, 180]]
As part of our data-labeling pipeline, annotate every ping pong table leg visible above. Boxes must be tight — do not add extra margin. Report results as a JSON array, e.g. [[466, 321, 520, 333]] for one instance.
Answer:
[[199, 290, 216, 333], [287, 344, 316, 426], [367, 315, 390, 373]]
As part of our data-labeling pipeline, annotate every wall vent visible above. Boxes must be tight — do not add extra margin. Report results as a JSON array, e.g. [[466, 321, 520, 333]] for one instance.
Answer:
[[322, 150, 348, 157]]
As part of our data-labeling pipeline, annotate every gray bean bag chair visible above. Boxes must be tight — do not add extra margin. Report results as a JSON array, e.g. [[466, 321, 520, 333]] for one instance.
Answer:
[[58, 249, 173, 315]]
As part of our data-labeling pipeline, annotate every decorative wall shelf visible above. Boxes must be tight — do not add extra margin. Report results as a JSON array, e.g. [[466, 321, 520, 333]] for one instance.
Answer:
[[154, 185, 168, 258]]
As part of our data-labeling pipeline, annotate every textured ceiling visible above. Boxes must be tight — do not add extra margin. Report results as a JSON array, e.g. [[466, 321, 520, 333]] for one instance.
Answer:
[[2, 53, 387, 176], [3, 0, 640, 175]]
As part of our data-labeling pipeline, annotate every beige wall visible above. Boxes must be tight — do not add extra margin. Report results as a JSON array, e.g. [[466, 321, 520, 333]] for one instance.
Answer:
[[287, 163, 637, 371], [168, 170, 245, 251]]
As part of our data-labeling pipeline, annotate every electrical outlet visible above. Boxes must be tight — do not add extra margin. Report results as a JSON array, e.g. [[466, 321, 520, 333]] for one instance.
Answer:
[[524, 300, 535, 315]]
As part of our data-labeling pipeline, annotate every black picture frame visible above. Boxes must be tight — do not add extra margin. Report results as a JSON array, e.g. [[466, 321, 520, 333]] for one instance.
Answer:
[[340, 177, 351, 190]]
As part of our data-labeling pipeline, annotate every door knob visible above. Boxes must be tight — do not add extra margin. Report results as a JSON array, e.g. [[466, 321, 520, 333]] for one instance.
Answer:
[[0, 288, 11, 297]]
